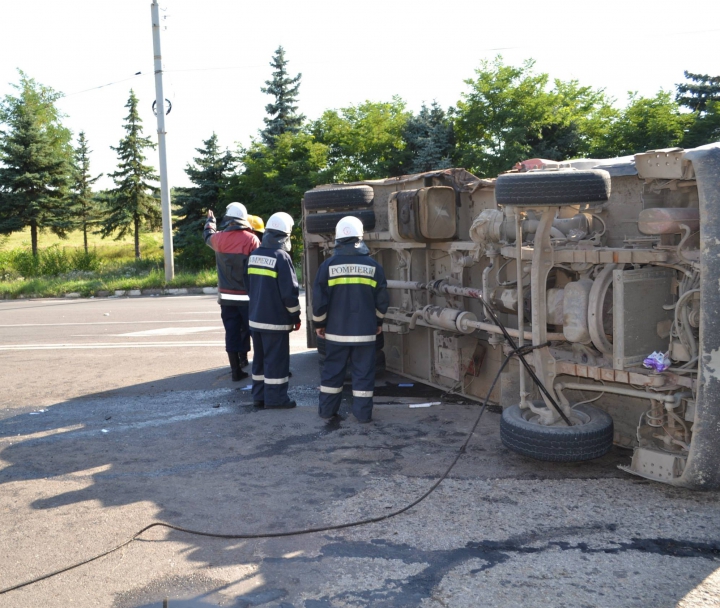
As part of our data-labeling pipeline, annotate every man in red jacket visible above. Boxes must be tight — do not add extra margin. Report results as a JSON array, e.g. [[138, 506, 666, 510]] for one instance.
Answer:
[[204, 202, 260, 380]]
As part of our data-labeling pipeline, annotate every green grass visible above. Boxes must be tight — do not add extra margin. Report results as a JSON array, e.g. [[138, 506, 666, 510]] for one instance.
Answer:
[[0, 228, 217, 299], [0, 227, 164, 255]]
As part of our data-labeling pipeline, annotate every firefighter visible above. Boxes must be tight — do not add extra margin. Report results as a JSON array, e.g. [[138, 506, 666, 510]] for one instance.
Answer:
[[246, 212, 301, 409], [204, 202, 260, 381], [247, 215, 265, 240], [312, 216, 389, 423]]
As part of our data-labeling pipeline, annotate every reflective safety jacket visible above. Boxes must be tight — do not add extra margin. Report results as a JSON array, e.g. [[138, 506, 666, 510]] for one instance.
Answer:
[[312, 241, 389, 344], [247, 244, 301, 333], [204, 219, 260, 306]]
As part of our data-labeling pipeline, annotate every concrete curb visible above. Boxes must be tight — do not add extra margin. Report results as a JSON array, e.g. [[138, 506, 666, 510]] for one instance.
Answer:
[[1, 286, 219, 301]]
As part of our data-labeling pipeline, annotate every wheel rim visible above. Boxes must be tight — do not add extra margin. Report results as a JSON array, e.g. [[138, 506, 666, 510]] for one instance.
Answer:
[[588, 264, 616, 355]]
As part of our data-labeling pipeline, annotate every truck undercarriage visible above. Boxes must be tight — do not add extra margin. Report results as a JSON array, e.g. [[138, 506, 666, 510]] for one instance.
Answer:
[[302, 144, 720, 489]]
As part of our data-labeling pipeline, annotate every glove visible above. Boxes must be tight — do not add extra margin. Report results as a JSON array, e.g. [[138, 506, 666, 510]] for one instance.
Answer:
[[293, 321, 302, 332]]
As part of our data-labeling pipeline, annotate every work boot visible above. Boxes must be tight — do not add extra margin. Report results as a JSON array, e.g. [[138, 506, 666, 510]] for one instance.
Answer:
[[227, 352, 248, 381], [253, 401, 265, 409], [265, 400, 297, 410], [239, 355, 249, 369]]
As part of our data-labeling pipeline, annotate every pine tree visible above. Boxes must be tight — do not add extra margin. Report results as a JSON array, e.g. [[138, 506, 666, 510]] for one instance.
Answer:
[[260, 46, 305, 146], [174, 133, 235, 239], [0, 72, 72, 256], [403, 102, 455, 174], [173, 133, 235, 269], [102, 90, 160, 260], [676, 71, 720, 148], [676, 71, 720, 113], [69, 131, 102, 253]]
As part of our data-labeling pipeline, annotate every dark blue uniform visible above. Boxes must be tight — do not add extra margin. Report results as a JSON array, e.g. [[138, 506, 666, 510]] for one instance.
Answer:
[[312, 239, 389, 422], [247, 234, 300, 407]]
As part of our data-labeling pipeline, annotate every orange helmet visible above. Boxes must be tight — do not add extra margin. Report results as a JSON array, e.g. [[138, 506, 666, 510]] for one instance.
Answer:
[[247, 215, 265, 233]]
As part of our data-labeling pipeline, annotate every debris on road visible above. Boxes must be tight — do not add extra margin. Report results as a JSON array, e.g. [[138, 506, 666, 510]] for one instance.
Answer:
[[409, 401, 441, 409]]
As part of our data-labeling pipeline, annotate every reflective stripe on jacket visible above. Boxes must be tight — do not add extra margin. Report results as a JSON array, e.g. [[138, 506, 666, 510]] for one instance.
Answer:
[[204, 219, 260, 306], [247, 247, 300, 333], [311, 241, 389, 343]]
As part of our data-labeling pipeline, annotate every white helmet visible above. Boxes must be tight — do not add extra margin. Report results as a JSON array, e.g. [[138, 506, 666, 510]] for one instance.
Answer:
[[265, 212, 294, 235], [225, 202, 248, 220], [335, 216, 364, 240]]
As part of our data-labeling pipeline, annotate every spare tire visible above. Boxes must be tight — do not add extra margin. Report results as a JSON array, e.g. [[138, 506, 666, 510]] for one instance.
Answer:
[[495, 170, 611, 207], [500, 402, 613, 462], [304, 186, 374, 211], [305, 210, 375, 235]]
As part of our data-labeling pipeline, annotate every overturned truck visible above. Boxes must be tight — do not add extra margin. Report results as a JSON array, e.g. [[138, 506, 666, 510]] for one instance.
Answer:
[[301, 144, 720, 489]]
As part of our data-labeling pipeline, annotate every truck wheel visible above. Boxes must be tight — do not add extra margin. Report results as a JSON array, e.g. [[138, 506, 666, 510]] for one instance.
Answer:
[[305, 210, 376, 235], [304, 186, 374, 211], [500, 402, 613, 462], [495, 170, 611, 207]]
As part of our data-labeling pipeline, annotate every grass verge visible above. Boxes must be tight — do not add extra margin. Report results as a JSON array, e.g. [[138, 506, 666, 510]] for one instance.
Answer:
[[0, 266, 218, 299], [1, 229, 217, 299]]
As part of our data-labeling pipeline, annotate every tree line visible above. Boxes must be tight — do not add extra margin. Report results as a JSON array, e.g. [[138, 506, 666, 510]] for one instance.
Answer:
[[0, 74, 159, 259], [1, 52, 719, 265]]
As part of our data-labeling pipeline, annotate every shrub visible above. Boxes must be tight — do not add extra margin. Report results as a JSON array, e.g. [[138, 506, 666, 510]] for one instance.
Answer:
[[11, 249, 41, 277], [70, 248, 102, 272], [0, 250, 18, 281], [39, 245, 73, 276], [175, 233, 216, 271]]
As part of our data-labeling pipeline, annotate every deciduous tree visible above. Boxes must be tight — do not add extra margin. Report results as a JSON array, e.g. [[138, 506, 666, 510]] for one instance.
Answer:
[[312, 97, 411, 181], [454, 58, 617, 176], [227, 131, 328, 259], [604, 91, 693, 156]]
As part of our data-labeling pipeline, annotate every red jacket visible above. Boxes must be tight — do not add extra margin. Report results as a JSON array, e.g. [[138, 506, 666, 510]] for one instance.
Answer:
[[204, 219, 259, 306]]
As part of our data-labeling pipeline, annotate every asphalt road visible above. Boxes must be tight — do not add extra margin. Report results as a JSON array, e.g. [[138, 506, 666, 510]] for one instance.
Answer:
[[1, 295, 719, 608]]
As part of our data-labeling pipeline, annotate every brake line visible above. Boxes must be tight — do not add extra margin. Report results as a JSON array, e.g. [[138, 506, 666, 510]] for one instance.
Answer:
[[0, 337, 546, 595]]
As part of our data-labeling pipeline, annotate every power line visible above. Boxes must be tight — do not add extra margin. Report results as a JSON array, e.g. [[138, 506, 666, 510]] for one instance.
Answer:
[[63, 72, 148, 98], [57, 26, 720, 100]]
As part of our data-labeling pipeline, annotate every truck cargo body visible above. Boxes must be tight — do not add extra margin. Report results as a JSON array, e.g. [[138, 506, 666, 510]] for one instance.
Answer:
[[302, 145, 720, 489]]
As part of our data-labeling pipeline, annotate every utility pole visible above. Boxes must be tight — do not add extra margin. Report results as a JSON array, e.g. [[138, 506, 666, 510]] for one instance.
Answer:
[[151, 0, 174, 281]]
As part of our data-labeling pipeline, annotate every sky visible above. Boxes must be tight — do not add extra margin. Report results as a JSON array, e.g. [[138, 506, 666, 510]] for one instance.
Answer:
[[1, 0, 719, 191]]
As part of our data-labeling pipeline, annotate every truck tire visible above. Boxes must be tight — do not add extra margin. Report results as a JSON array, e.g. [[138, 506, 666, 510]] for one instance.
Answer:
[[495, 170, 611, 207], [305, 210, 376, 235], [500, 402, 613, 462], [304, 186, 374, 211]]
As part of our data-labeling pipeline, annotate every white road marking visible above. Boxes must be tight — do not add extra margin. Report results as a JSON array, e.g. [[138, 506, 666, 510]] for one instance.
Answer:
[[0, 406, 234, 445], [115, 326, 223, 337], [0, 341, 225, 351], [0, 319, 220, 328]]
